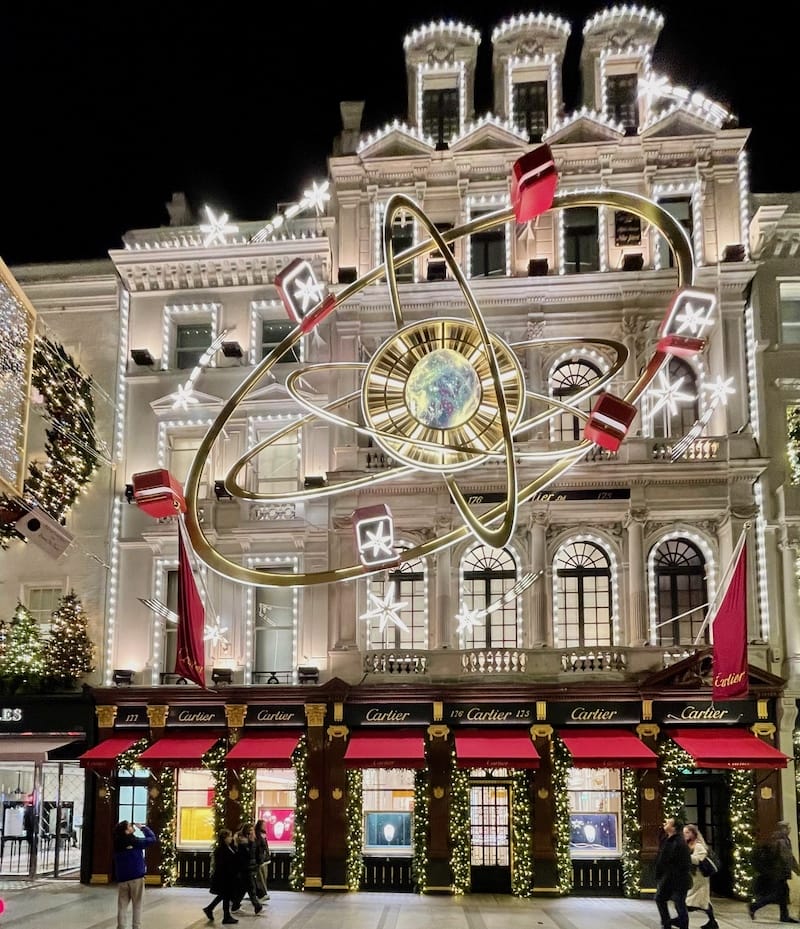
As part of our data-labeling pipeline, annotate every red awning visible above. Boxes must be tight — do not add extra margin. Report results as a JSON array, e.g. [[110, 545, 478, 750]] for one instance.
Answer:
[[137, 733, 220, 766], [225, 731, 302, 767], [560, 728, 657, 769], [79, 736, 140, 767], [454, 729, 540, 768], [671, 727, 790, 770], [344, 730, 426, 768]]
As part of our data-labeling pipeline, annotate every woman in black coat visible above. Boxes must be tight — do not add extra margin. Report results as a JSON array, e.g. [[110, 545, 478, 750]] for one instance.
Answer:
[[204, 829, 239, 924]]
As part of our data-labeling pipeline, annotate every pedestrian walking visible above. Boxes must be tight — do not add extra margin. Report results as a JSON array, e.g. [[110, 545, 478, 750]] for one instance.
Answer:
[[254, 819, 270, 900], [683, 823, 718, 929], [112, 820, 157, 929], [203, 829, 239, 924], [231, 824, 264, 916], [750, 821, 800, 923], [655, 816, 692, 929]]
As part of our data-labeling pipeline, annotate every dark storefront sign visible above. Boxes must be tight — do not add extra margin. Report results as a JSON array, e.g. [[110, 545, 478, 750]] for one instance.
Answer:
[[445, 703, 534, 725], [345, 704, 431, 727], [452, 488, 630, 506], [0, 694, 93, 734], [114, 706, 149, 728], [245, 705, 305, 727], [655, 701, 756, 726], [166, 705, 227, 727], [548, 703, 642, 726]]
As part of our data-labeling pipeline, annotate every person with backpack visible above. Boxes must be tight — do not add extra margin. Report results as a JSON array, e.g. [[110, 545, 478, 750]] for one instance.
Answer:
[[683, 823, 718, 929], [750, 821, 800, 923]]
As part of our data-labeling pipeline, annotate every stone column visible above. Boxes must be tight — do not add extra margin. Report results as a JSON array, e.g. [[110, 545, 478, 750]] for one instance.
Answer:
[[436, 544, 452, 649], [780, 538, 800, 675], [425, 718, 452, 890], [625, 508, 648, 645], [304, 703, 326, 888], [531, 513, 549, 645], [525, 320, 545, 438], [224, 705, 247, 832]]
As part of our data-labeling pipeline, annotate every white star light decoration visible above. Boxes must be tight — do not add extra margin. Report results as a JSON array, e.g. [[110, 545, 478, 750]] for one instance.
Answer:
[[204, 616, 230, 648], [646, 370, 695, 420], [200, 206, 239, 246], [360, 587, 410, 633], [455, 604, 483, 633], [362, 524, 395, 561], [303, 180, 331, 215], [674, 298, 715, 337], [454, 572, 541, 634], [293, 273, 326, 314]]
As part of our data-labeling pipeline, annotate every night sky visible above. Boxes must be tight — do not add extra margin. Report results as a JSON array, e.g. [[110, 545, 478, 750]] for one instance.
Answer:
[[3, 3, 795, 267]]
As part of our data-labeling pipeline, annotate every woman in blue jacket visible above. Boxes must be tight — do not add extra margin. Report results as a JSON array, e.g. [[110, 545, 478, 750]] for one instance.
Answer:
[[112, 820, 157, 929]]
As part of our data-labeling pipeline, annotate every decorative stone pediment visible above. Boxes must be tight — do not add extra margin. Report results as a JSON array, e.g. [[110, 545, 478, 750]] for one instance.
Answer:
[[151, 390, 223, 413], [359, 128, 435, 159], [545, 113, 624, 145], [450, 120, 528, 153], [641, 109, 719, 139]]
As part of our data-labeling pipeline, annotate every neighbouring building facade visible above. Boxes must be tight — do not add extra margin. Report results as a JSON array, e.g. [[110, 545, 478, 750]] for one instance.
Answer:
[[3, 6, 799, 900]]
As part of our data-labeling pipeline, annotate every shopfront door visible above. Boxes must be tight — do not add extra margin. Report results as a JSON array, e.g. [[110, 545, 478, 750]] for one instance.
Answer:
[[679, 772, 731, 896], [469, 779, 511, 893]]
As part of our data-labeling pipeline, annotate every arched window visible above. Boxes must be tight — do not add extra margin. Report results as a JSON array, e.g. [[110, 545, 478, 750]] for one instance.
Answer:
[[648, 357, 699, 439], [365, 555, 427, 650], [460, 545, 519, 649], [550, 358, 602, 442], [555, 540, 612, 648], [653, 538, 708, 646]]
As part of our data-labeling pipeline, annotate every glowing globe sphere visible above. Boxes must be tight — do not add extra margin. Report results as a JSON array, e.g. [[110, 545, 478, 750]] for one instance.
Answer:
[[405, 348, 481, 430]]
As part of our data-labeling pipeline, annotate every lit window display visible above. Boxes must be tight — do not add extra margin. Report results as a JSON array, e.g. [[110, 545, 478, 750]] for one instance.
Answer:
[[362, 768, 414, 854], [176, 768, 214, 849], [118, 767, 150, 826], [255, 768, 297, 850], [567, 767, 621, 858]]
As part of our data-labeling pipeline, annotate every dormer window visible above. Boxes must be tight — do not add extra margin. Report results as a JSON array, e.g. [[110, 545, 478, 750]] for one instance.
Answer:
[[422, 87, 459, 149], [606, 74, 638, 131], [513, 80, 548, 142]]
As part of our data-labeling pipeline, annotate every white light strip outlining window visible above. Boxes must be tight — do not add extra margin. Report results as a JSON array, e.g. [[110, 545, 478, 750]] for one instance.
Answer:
[[245, 554, 299, 685], [552, 534, 620, 648], [415, 60, 466, 135], [753, 481, 770, 640], [104, 287, 131, 684], [152, 557, 178, 685], [161, 302, 220, 371], [646, 529, 716, 645], [738, 151, 751, 261], [505, 55, 559, 136], [744, 303, 761, 443], [458, 542, 524, 649], [249, 299, 305, 366]]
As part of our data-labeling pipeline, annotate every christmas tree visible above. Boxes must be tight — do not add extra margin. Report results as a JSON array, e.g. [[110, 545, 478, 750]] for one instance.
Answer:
[[46, 591, 94, 684], [0, 602, 45, 679]]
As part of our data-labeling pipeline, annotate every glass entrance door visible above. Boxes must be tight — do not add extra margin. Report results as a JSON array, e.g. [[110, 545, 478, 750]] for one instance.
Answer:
[[37, 762, 83, 877], [469, 779, 511, 893]]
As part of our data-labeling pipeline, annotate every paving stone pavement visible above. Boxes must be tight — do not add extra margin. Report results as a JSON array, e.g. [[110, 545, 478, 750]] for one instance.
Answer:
[[0, 883, 784, 929]]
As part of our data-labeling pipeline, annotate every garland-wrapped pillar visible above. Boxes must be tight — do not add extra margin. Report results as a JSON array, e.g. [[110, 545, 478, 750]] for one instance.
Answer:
[[729, 768, 755, 899], [621, 769, 641, 897], [412, 769, 429, 892], [551, 734, 573, 895], [448, 749, 470, 894], [289, 736, 309, 891], [345, 769, 363, 890], [511, 769, 533, 897]]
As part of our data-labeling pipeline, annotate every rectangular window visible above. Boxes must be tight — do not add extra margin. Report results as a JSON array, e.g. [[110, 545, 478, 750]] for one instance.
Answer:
[[470, 211, 505, 278], [564, 207, 599, 273], [567, 767, 621, 858], [175, 324, 212, 369], [176, 768, 215, 849], [779, 281, 800, 343], [262, 320, 299, 363], [657, 196, 693, 269], [606, 74, 638, 129], [422, 88, 459, 148], [168, 433, 210, 497], [254, 569, 294, 677], [255, 768, 298, 851], [25, 586, 63, 629], [162, 569, 178, 675], [513, 80, 548, 141], [381, 213, 414, 282], [362, 768, 414, 854], [254, 429, 298, 495], [118, 767, 151, 826]]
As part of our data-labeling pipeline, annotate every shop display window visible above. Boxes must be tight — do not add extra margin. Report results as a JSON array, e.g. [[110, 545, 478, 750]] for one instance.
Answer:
[[567, 767, 621, 858], [176, 768, 214, 849], [118, 767, 150, 826], [362, 768, 414, 855], [255, 768, 297, 852]]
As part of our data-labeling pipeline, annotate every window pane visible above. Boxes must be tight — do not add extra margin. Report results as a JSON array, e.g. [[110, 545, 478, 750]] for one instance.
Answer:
[[513, 81, 548, 140], [779, 281, 800, 343], [262, 320, 299, 363], [255, 767, 297, 850], [255, 430, 298, 494], [176, 768, 215, 849], [607, 74, 638, 129], [422, 88, 459, 147], [175, 324, 212, 369], [564, 208, 599, 273]]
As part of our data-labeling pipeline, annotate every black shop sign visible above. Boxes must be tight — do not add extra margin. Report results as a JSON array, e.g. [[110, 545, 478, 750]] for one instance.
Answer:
[[245, 705, 305, 727], [445, 703, 533, 725], [548, 702, 641, 726], [345, 704, 431, 727], [167, 705, 227, 727], [453, 488, 630, 505], [115, 706, 149, 728], [655, 701, 756, 726]]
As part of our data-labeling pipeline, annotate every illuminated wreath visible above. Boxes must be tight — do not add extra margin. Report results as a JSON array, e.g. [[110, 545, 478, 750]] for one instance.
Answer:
[[0, 336, 98, 547]]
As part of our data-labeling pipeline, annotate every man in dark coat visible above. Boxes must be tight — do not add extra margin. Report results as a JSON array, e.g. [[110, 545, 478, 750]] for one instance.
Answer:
[[655, 816, 692, 929], [750, 821, 800, 922]]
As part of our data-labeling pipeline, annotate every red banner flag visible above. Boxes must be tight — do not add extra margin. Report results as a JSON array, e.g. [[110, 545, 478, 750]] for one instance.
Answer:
[[174, 527, 206, 688], [711, 540, 748, 701]]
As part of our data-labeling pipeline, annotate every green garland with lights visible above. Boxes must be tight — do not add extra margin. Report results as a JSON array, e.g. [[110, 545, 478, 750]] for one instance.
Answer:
[[788, 405, 800, 485], [345, 769, 364, 891], [412, 768, 429, 891], [99, 737, 149, 801], [449, 750, 471, 894], [239, 768, 256, 826], [0, 336, 98, 547], [203, 743, 228, 836], [621, 769, 641, 897], [552, 735, 573, 894], [155, 768, 177, 886], [658, 736, 694, 819], [289, 736, 308, 891], [511, 769, 534, 897], [728, 768, 755, 898]]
